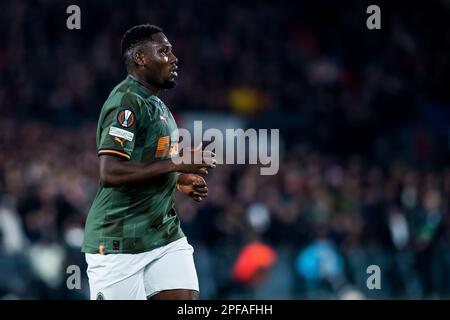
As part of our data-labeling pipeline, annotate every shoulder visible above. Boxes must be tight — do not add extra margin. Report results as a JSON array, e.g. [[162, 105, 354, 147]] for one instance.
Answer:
[[103, 91, 145, 119]]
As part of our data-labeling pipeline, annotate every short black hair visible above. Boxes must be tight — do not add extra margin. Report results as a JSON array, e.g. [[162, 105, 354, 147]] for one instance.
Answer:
[[121, 24, 163, 66]]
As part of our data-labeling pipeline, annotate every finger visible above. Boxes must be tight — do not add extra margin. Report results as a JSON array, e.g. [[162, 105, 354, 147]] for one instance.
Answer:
[[202, 151, 216, 158], [193, 185, 207, 190], [203, 157, 217, 164], [192, 191, 208, 198], [193, 187, 208, 193], [193, 196, 202, 202], [193, 175, 206, 183], [203, 156, 217, 166], [200, 160, 216, 168]]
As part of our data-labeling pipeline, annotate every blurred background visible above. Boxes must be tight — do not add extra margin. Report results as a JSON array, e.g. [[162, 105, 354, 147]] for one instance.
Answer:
[[0, 0, 449, 299]]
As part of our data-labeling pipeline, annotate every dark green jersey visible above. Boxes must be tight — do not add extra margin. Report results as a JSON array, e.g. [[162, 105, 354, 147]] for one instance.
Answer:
[[82, 75, 184, 254]]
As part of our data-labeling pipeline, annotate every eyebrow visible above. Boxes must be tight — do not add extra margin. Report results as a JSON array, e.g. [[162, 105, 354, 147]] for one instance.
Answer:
[[150, 43, 172, 49]]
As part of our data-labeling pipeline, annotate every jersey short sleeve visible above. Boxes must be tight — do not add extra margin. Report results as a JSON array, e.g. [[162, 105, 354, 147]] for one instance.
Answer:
[[97, 93, 142, 160]]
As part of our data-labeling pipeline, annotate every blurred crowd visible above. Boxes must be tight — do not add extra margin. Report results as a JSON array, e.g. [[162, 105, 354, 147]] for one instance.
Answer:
[[0, 120, 449, 299], [0, 0, 449, 299]]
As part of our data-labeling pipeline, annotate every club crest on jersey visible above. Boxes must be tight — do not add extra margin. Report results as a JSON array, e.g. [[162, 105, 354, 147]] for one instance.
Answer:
[[117, 109, 135, 128]]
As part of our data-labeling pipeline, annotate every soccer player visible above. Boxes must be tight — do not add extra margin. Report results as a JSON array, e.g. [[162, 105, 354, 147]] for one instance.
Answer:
[[82, 24, 216, 300]]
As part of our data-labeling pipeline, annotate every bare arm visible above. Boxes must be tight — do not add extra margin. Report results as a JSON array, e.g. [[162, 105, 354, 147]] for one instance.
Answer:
[[99, 152, 215, 188]]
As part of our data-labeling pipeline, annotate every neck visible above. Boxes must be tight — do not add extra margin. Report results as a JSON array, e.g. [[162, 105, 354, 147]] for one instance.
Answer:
[[128, 71, 160, 96]]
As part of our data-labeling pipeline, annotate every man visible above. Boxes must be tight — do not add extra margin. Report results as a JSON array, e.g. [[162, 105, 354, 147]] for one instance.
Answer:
[[82, 24, 216, 300]]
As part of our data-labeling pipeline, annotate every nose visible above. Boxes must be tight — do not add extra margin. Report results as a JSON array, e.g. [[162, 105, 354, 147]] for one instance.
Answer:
[[170, 52, 178, 65]]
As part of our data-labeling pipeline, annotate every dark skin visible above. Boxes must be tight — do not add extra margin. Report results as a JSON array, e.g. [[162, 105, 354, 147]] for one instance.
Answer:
[[149, 289, 199, 300], [100, 32, 214, 300], [128, 32, 179, 94]]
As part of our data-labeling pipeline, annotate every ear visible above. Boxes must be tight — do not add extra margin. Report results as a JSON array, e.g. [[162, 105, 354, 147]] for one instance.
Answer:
[[133, 50, 146, 66]]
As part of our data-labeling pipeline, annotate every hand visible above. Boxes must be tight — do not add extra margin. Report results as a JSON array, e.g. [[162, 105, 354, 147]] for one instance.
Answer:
[[174, 143, 217, 175], [176, 173, 208, 202]]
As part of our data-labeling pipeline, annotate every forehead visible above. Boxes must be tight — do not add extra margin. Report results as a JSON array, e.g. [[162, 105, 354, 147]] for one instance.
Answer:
[[149, 32, 171, 47]]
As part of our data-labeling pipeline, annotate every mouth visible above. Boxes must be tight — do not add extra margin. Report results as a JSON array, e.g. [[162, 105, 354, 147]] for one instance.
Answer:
[[169, 65, 178, 78]]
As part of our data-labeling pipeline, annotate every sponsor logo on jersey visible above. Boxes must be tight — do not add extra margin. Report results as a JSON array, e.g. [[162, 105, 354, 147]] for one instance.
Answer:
[[155, 136, 169, 158], [109, 126, 134, 142], [114, 137, 125, 147], [155, 135, 179, 159], [117, 109, 135, 128]]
